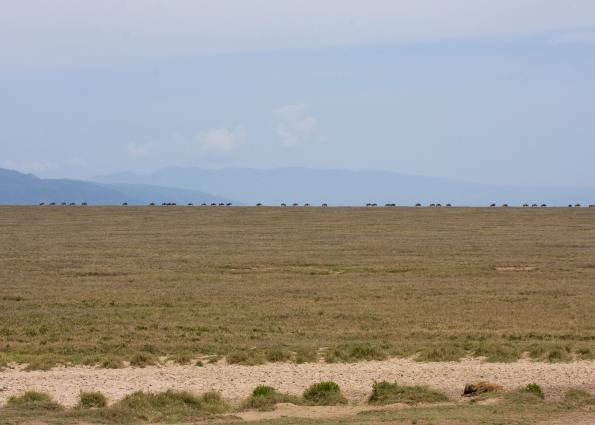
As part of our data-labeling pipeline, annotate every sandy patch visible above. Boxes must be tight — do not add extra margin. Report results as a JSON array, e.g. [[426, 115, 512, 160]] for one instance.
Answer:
[[1, 358, 594, 408]]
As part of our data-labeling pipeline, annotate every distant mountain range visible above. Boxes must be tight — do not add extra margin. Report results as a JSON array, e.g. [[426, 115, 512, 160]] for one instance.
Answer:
[[2, 166, 594, 206], [93, 166, 595, 206], [0, 168, 233, 205]]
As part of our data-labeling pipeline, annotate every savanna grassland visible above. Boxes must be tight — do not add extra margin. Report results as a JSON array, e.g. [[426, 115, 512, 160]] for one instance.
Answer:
[[1, 206, 595, 369]]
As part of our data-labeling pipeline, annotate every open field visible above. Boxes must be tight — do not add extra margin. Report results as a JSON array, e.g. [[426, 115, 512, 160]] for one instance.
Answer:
[[1, 206, 595, 368]]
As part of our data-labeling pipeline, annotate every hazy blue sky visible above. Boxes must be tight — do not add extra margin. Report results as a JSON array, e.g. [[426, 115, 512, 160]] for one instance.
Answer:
[[1, 1, 595, 185]]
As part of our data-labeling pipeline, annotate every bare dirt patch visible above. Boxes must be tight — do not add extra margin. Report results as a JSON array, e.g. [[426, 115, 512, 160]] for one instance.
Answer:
[[1, 358, 595, 408]]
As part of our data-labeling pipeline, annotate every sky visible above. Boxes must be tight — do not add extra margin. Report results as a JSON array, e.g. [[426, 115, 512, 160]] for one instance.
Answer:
[[1, 0, 595, 186]]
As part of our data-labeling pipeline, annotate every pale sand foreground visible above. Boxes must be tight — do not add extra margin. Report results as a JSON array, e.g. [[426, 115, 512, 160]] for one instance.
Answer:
[[1, 358, 595, 407]]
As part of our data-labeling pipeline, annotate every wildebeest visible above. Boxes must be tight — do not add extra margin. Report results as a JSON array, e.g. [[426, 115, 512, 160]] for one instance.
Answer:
[[490, 203, 496, 207], [304, 203, 310, 207], [523, 204, 529, 207], [256, 203, 262, 206], [81, 202, 87, 206], [446, 203, 452, 207], [502, 204, 508, 207], [429, 203, 436, 207], [541, 204, 547, 208], [69, 202, 76, 206], [226, 203, 232, 206], [50, 202, 56, 206], [280, 203, 286, 207], [321, 203, 328, 207], [39, 202, 45, 206], [149, 202, 155, 206], [385, 203, 396, 207], [415, 203, 421, 207], [122, 202, 128, 206]]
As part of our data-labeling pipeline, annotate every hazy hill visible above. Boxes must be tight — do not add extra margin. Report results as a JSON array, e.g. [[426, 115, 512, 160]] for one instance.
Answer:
[[94, 166, 595, 206], [0, 168, 233, 205]]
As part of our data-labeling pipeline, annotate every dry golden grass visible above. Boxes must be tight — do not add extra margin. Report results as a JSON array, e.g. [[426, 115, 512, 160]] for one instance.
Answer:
[[1, 206, 595, 367]]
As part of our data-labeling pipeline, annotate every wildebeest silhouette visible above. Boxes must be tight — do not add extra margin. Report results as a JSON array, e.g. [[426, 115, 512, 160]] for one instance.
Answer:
[[490, 203, 496, 207], [256, 203, 262, 206], [415, 203, 421, 207], [446, 203, 452, 207], [280, 203, 286, 207], [322, 203, 328, 207]]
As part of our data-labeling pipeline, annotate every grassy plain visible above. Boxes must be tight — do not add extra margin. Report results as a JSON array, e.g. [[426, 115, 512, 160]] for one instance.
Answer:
[[1, 206, 595, 367]]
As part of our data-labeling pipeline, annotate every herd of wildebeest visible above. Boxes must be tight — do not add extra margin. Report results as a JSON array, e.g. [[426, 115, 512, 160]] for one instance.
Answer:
[[33, 202, 595, 207]]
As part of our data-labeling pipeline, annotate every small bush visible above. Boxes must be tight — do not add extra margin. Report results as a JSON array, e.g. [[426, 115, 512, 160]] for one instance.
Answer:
[[108, 390, 228, 422], [195, 360, 204, 367], [130, 352, 156, 368], [242, 385, 301, 411], [6, 391, 63, 411], [265, 348, 292, 363], [226, 350, 265, 365], [523, 383, 545, 399], [369, 381, 449, 405], [564, 389, 595, 406], [325, 344, 386, 363], [78, 391, 108, 409], [303, 381, 347, 406]]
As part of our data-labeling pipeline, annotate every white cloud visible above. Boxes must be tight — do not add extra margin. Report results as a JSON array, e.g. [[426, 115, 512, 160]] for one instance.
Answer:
[[197, 127, 245, 154], [127, 142, 159, 157], [274, 104, 317, 146]]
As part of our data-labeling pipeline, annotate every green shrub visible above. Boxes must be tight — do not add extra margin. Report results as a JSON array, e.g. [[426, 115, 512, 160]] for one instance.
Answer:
[[6, 391, 63, 411], [303, 381, 347, 406], [523, 383, 545, 399], [242, 385, 301, 411], [325, 344, 386, 362], [78, 391, 108, 409], [130, 352, 156, 368], [107, 390, 228, 422], [368, 381, 449, 405]]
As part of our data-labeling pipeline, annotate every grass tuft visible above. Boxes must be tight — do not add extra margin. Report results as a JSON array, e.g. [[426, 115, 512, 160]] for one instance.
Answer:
[[303, 381, 347, 406], [369, 381, 449, 405], [105, 390, 228, 422], [242, 385, 301, 411], [325, 343, 386, 362], [265, 347, 292, 363], [78, 391, 108, 409], [129, 352, 156, 368], [6, 391, 63, 411], [226, 350, 265, 365]]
